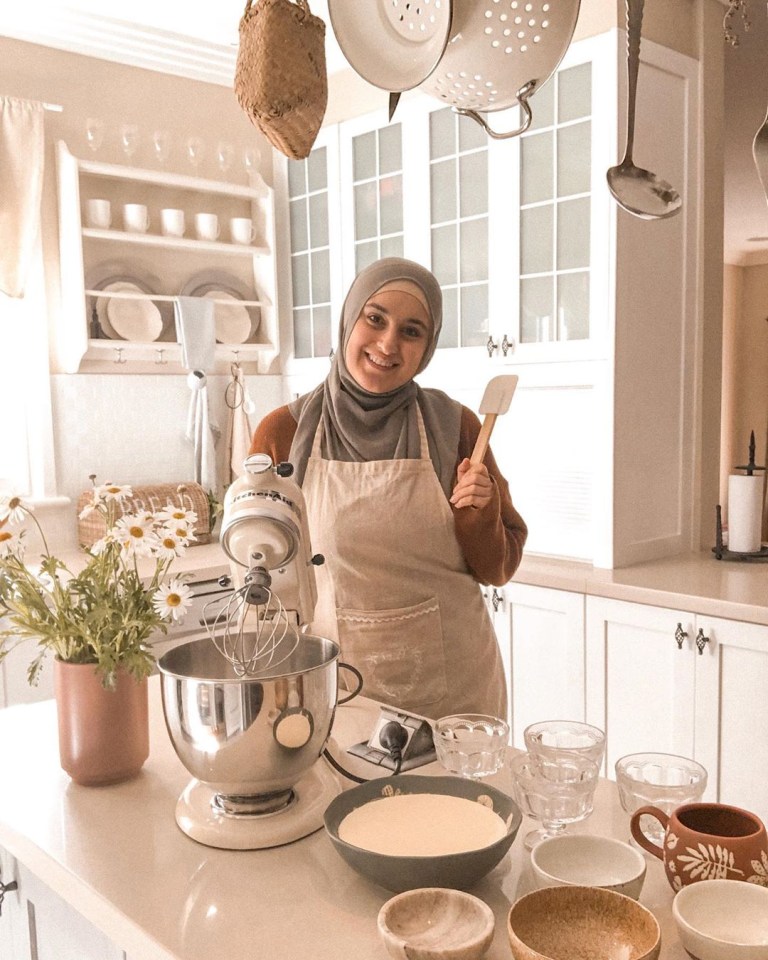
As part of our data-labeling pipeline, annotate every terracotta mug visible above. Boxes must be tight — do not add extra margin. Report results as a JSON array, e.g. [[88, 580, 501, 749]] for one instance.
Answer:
[[630, 801, 768, 891]]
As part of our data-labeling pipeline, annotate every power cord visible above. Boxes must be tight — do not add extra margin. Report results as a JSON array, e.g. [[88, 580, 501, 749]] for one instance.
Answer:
[[377, 720, 407, 776]]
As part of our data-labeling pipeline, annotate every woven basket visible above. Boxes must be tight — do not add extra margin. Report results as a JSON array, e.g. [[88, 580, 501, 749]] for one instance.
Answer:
[[77, 482, 212, 548], [235, 0, 327, 160]]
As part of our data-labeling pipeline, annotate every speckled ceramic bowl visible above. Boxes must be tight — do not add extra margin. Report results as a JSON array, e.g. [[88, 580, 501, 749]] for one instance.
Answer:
[[672, 879, 768, 960], [378, 887, 495, 960], [507, 885, 661, 960], [324, 774, 521, 892]]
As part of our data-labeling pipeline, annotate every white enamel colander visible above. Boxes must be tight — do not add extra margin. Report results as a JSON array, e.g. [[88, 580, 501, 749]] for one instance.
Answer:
[[419, 0, 582, 138]]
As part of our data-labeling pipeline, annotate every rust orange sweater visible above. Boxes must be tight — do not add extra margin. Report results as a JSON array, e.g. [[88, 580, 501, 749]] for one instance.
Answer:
[[249, 404, 527, 587]]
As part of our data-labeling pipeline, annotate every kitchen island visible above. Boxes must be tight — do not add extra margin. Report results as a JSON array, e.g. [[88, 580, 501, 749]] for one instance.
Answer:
[[0, 679, 690, 959]]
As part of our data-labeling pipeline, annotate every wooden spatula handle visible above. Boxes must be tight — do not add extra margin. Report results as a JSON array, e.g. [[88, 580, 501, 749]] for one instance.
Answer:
[[470, 414, 497, 465]]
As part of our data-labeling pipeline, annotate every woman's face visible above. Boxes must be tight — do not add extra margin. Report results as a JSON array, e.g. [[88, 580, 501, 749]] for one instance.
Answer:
[[344, 289, 432, 393]]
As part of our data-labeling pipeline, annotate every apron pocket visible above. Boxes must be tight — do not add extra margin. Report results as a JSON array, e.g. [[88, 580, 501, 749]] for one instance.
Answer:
[[336, 597, 448, 710]]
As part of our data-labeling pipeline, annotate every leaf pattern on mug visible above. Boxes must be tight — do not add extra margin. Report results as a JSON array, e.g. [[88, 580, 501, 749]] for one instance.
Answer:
[[746, 850, 768, 886], [677, 843, 745, 880], [666, 832, 679, 850], [672, 875, 683, 891]]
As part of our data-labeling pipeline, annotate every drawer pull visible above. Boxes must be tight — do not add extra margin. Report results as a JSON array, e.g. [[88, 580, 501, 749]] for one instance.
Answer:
[[491, 588, 503, 612], [695, 628, 710, 655], [486, 336, 498, 357], [0, 876, 18, 917], [674, 623, 688, 649]]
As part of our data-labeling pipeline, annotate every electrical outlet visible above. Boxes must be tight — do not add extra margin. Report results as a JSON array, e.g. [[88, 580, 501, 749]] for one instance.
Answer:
[[347, 706, 436, 771]]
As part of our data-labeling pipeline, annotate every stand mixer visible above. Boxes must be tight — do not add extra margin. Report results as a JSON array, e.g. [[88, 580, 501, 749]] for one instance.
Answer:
[[157, 454, 343, 850]]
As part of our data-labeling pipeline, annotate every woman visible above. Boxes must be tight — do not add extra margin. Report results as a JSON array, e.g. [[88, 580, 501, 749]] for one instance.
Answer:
[[250, 258, 527, 720]]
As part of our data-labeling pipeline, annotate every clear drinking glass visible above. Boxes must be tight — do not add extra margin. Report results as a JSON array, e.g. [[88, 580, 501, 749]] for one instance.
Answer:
[[186, 136, 204, 172], [152, 130, 171, 165], [85, 117, 104, 153], [615, 752, 708, 846], [119, 124, 140, 161], [510, 751, 600, 849], [216, 141, 234, 176], [434, 714, 509, 781], [524, 720, 606, 770]]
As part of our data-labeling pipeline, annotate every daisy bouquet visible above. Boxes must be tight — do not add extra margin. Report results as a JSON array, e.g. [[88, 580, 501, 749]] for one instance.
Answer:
[[0, 484, 196, 688]]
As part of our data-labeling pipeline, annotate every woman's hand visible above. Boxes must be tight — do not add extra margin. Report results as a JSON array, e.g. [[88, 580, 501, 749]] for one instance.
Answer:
[[450, 458, 494, 510]]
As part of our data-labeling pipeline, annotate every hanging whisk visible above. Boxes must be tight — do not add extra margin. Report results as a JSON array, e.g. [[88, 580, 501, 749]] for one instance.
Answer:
[[204, 567, 300, 678]]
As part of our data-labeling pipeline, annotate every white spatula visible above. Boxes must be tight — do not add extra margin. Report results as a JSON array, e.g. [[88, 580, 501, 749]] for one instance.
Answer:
[[470, 374, 519, 465]]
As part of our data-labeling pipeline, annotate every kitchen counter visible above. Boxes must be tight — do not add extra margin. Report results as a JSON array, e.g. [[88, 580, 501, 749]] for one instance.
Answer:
[[0, 680, 690, 960]]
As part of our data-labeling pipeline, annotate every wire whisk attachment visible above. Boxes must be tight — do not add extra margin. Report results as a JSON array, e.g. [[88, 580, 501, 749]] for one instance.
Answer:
[[205, 568, 300, 678]]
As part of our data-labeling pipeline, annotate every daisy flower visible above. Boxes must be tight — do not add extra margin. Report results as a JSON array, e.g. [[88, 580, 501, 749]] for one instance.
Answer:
[[113, 517, 157, 558], [152, 578, 194, 622], [156, 505, 197, 526], [162, 522, 197, 545], [0, 527, 23, 558], [153, 531, 188, 561], [95, 483, 133, 503], [0, 494, 33, 525]]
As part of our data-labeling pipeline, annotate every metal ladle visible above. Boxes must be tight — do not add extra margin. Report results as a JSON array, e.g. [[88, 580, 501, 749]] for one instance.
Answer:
[[606, 0, 682, 220]]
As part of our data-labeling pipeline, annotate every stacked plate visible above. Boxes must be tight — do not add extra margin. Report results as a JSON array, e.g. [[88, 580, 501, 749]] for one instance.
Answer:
[[86, 265, 169, 342], [180, 272, 261, 344]]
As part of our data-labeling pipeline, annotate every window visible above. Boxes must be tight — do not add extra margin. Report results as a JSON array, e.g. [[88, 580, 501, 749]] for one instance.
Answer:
[[350, 122, 404, 272]]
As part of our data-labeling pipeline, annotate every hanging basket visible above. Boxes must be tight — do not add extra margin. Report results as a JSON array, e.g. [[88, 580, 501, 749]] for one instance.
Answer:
[[235, 0, 328, 161]]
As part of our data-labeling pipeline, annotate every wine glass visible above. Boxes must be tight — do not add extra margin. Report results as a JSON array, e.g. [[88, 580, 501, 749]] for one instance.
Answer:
[[434, 714, 509, 781], [119, 124, 139, 162], [186, 136, 204, 173], [85, 118, 104, 153], [524, 720, 606, 770], [243, 145, 261, 182], [216, 141, 234, 176], [152, 130, 171, 165], [510, 751, 600, 849]]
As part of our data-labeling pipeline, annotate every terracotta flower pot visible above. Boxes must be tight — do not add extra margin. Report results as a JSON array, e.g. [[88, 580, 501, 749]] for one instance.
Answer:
[[54, 659, 149, 786]]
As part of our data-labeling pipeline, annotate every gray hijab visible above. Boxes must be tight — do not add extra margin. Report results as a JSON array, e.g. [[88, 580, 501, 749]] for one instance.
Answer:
[[288, 258, 462, 497]]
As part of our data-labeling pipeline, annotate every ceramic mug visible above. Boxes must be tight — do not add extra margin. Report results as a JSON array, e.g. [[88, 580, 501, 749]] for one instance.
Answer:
[[229, 217, 256, 245], [194, 212, 219, 241], [160, 208, 185, 237], [630, 801, 768, 891], [85, 198, 111, 229], [123, 203, 150, 233]]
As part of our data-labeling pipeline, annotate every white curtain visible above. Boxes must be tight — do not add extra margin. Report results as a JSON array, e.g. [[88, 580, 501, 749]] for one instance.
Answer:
[[0, 97, 45, 298]]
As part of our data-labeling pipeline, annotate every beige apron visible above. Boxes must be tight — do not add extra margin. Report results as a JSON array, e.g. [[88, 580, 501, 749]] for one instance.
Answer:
[[302, 408, 507, 721]]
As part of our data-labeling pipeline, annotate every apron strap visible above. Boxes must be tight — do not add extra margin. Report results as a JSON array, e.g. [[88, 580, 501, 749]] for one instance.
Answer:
[[309, 402, 431, 461]]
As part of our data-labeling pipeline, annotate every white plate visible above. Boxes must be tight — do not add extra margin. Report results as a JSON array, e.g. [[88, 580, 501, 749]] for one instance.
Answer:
[[105, 282, 163, 342], [203, 290, 252, 344], [328, 0, 451, 92]]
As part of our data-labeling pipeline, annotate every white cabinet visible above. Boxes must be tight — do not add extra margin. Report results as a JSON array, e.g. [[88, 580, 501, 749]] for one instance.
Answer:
[[490, 583, 585, 749], [585, 596, 768, 823], [55, 141, 279, 375], [0, 845, 125, 960]]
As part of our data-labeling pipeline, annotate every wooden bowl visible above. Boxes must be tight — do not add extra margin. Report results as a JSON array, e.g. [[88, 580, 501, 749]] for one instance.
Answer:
[[378, 887, 495, 960], [507, 885, 661, 960]]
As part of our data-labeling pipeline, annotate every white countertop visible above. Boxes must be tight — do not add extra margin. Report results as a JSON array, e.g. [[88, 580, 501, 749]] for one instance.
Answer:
[[0, 680, 689, 960]]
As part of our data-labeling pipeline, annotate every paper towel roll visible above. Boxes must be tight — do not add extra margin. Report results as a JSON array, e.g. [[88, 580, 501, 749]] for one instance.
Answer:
[[728, 474, 765, 553]]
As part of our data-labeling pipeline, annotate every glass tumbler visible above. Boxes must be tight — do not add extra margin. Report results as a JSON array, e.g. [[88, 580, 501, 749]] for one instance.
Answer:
[[434, 714, 509, 780], [510, 751, 600, 849], [524, 720, 606, 770], [615, 752, 708, 846]]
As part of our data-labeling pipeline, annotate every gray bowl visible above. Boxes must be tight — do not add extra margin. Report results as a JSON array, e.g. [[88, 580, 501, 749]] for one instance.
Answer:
[[324, 774, 522, 892]]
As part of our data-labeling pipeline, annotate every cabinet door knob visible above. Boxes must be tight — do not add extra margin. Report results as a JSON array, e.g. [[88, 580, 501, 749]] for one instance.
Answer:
[[0, 876, 18, 917], [674, 623, 688, 649], [501, 334, 514, 356], [695, 628, 710, 655], [486, 336, 498, 357], [491, 588, 503, 612]]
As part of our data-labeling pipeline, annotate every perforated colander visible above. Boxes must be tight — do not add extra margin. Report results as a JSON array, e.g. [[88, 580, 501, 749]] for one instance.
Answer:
[[420, 0, 581, 138]]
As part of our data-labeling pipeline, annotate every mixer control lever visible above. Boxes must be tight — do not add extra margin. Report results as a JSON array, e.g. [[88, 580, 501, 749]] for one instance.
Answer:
[[276, 462, 294, 477], [311, 554, 325, 566]]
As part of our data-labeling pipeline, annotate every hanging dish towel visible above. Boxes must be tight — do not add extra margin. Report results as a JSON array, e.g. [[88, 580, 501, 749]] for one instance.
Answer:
[[174, 296, 220, 494], [225, 363, 254, 482], [0, 97, 45, 298]]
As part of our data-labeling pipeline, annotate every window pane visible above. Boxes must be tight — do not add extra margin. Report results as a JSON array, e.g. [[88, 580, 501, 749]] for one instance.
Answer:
[[313, 304, 332, 356], [291, 253, 310, 306], [308, 192, 328, 248], [379, 123, 402, 175], [520, 276, 554, 342], [431, 224, 457, 285], [294, 307, 312, 358], [356, 241, 378, 274], [379, 174, 403, 235], [558, 63, 592, 123], [528, 79, 554, 131], [520, 205, 553, 274], [311, 250, 331, 302], [430, 108, 455, 159], [354, 181, 378, 240], [353, 131, 376, 180], [381, 234, 403, 259], [287, 160, 305, 195], [458, 111, 487, 151], [557, 272, 590, 340], [439, 286, 459, 348], [557, 198, 590, 270], [557, 121, 591, 196], [307, 147, 327, 192], [460, 217, 488, 283], [460, 283, 488, 347], [459, 152, 487, 217], [521, 131, 553, 205], [431, 158, 456, 223], [289, 198, 308, 252]]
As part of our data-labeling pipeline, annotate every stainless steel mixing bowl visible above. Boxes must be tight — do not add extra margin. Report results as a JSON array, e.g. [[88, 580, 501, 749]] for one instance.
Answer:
[[158, 634, 339, 811]]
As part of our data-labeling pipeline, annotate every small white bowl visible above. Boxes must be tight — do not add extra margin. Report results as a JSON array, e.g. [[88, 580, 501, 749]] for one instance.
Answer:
[[378, 887, 495, 960], [673, 879, 768, 960], [530, 834, 647, 900]]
